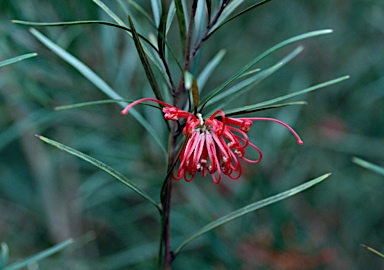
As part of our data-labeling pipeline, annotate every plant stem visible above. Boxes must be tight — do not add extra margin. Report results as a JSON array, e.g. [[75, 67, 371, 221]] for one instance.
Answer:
[[161, 125, 179, 269], [174, 0, 198, 108]]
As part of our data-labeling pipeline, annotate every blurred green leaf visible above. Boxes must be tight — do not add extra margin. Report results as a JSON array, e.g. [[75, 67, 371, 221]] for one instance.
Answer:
[[4, 239, 73, 270], [206, 0, 212, 20], [195, 0, 207, 41], [174, 0, 187, 53], [150, 0, 162, 26], [128, 1, 157, 28], [353, 157, 384, 177], [0, 53, 37, 68], [0, 109, 57, 151], [166, 2, 176, 35], [37, 135, 160, 208], [29, 27, 166, 154], [197, 49, 226, 91], [174, 173, 331, 256], [361, 244, 384, 259], [200, 29, 334, 109], [0, 242, 8, 268], [223, 75, 350, 115]]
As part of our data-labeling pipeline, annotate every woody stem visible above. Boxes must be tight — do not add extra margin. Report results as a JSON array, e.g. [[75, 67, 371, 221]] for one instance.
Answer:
[[161, 124, 179, 269]]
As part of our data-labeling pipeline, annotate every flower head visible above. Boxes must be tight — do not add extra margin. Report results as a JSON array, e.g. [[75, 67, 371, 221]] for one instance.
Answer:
[[122, 98, 303, 184]]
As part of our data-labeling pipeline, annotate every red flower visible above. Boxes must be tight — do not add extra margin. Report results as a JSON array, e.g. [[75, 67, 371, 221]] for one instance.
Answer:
[[122, 98, 303, 184]]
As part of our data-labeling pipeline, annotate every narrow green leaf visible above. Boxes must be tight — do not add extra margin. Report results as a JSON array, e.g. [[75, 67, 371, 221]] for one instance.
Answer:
[[128, 16, 164, 102], [55, 99, 162, 111], [174, 173, 331, 256], [225, 101, 308, 117], [151, 0, 161, 26], [166, 2, 176, 35], [29, 28, 166, 154], [195, 0, 207, 41], [200, 29, 334, 109], [174, 0, 187, 53], [55, 99, 130, 111], [92, 0, 127, 26], [12, 20, 159, 52], [353, 157, 384, 177], [128, 1, 157, 29], [37, 135, 160, 208], [209, 0, 271, 36], [361, 244, 384, 259], [206, 46, 303, 110], [4, 239, 73, 270], [206, 0, 212, 20], [157, 0, 168, 59], [223, 75, 350, 115], [91, 0, 173, 78], [197, 49, 226, 91], [0, 53, 37, 68], [0, 243, 8, 268]]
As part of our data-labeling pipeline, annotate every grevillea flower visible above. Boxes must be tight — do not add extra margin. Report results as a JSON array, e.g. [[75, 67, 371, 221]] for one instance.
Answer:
[[122, 98, 303, 184]]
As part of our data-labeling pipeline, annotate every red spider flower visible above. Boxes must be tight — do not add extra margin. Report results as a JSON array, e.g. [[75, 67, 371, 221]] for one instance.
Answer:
[[122, 98, 303, 184]]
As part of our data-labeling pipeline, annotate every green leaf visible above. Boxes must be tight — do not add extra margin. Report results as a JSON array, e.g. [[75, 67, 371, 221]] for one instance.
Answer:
[[174, 0, 187, 53], [225, 101, 308, 117], [4, 239, 73, 270], [166, 2, 176, 35], [128, 16, 164, 102], [29, 28, 166, 154], [55, 99, 131, 111], [223, 75, 350, 115], [12, 20, 159, 52], [0, 243, 8, 268], [0, 53, 37, 68], [173, 173, 331, 256], [0, 109, 57, 152], [209, 0, 271, 36], [91, 0, 168, 73], [200, 29, 334, 109], [361, 244, 384, 259], [352, 157, 384, 177], [55, 99, 162, 111], [206, 46, 303, 111], [195, 0, 207, 41], [197, 49, 226, 92], [37, 135, 160, 208], [92, 0, 126, 26], [150, 0, 161, 26], [157, 0, 168, 59], [128, 1, 157, 29], [206, 0, 212, 20]]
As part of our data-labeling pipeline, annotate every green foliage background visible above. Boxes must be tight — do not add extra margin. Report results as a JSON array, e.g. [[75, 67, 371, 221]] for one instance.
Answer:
[[1, 0, 383, 269]]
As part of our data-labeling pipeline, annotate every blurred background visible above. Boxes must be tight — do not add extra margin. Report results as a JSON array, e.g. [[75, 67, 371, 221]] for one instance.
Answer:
[[1, 0, 383, 269]]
